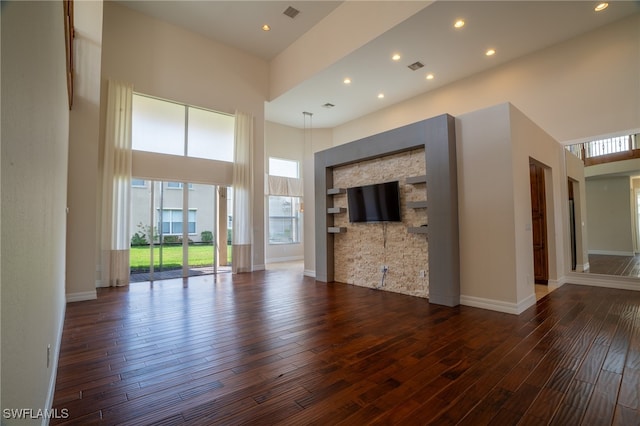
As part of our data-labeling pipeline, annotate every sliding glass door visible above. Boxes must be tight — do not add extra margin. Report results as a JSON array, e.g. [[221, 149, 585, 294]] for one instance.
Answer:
[[130, 179, 231, 282]]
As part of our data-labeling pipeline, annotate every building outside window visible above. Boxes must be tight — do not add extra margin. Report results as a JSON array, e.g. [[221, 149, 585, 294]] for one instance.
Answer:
[[159, 209, 196, 235], [268, 196, 301, 244]]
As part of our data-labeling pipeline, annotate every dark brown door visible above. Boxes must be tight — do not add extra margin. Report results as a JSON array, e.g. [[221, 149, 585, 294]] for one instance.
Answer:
[[530, 161, 548, 284]]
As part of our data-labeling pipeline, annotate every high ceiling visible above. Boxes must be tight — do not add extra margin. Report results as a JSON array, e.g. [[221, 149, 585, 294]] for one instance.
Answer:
[[118, 1, 640, 129]]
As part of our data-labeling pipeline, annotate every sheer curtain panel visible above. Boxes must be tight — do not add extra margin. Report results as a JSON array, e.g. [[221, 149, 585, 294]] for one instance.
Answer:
[[100, 80, 133, 286], [232, 111, 254, 273]]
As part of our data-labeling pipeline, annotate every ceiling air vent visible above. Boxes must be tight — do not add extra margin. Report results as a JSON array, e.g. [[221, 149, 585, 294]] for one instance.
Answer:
[[322, 103, 335, 109], [408, 61, 424, 71], [283, 6, 300, 19]]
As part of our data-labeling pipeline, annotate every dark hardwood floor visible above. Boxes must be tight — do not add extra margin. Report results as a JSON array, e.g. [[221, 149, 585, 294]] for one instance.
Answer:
[[52, 268, 640, 425], [587, 254, 640, 278]]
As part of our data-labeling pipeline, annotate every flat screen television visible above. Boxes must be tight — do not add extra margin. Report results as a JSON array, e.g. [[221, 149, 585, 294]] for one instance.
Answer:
[[347, 181, 401, 223]]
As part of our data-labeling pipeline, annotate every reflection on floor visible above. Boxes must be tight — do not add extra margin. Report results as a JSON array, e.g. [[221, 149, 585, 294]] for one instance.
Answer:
[[265, 260, 304, 271], [535, 284, 551, 301], [585, 254, 640, 278], [130, 266, 232, 283]]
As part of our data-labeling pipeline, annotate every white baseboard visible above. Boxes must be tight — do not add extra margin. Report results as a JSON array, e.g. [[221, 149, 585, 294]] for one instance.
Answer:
[[253, 264, 266, 272], [304, 269, 316, 278], [460, 292, 536, 315], [575, 262, 589, 272], [66, 290, 97, 303], [547, 277, 567, 289], [588, 250, 635, 256]]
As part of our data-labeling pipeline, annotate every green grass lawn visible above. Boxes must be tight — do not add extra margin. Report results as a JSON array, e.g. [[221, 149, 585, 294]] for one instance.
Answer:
[[130, 244, 232, 271]]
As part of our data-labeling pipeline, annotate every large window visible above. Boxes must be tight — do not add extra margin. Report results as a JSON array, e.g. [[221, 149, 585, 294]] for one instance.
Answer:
[[269, 157, 299, 178], [132, 94, 234, 161], [268, 196, 301, 244], [267, 157, 301, 244]]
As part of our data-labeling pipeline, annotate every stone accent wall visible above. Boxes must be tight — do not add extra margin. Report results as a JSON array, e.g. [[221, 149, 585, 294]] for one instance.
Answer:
[[331, 148, 429, 297]]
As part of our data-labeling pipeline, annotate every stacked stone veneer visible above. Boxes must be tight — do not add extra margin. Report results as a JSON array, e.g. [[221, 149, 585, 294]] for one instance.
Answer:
[[331, 148, 429, 297]]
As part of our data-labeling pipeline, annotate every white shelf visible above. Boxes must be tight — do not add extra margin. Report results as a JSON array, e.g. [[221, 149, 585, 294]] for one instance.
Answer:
[[327, 207, 347, 214], [327, 188, 346, 195], [327, 227, 347, 234]]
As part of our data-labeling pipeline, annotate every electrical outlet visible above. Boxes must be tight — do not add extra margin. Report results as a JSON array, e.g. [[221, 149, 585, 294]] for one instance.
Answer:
[[380, 265, 388, 273], [419, 270, 426, 278]]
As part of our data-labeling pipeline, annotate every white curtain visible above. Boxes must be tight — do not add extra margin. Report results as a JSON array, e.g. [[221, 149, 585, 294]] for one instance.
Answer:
[[267, 175, 303, 197], [100, 80, 133, 286], [232, 111, 254, 273]]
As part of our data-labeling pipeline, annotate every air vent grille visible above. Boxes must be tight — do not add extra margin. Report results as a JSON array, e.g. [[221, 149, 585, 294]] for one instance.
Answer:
[[408, 61, 424, 71], [322, 103, 335, 109], [283, 6, 300, 18]]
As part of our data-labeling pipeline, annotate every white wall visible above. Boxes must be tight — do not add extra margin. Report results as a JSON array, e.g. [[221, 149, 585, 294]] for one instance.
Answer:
[[263, 121, 333, 270], [586, 176, 634, 255], [510, 105, 567, 296], [455, 104, 518, 307], [332, 14, 640, 146], [101, 2, 269, 271], [455, 103, 567, 313], [264, 122, 305, 263], [66, 0, 103, 301], [1, 1, 69, 420]]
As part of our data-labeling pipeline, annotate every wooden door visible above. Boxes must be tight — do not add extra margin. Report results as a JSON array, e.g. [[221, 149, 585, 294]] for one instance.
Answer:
[[530, 161, 549, 284]]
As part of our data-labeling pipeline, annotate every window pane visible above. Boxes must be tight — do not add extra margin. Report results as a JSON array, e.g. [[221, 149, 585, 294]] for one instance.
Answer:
[[131, 179, 145, 187], [187, 107, 234, 161], [132, 94, 185, 156], [268, 196, 300, 244], [269, 158, 298, 178], [173, 222, 183, 234]]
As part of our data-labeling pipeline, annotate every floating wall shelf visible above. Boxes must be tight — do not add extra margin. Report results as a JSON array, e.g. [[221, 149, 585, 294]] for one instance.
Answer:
[[327, 207, 347, 214], [406, 175, 427, 184], [327, 188, 346, 195], [327, 227, 347, 234], [407, 201, 428, 209]]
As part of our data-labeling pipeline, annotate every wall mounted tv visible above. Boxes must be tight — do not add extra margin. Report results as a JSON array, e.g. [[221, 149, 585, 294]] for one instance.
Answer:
[[347, 181, 401, 223]]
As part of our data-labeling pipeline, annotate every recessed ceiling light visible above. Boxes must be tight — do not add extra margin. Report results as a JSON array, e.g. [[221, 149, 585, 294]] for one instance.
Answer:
[[378, 93, 385, 99], [262, 24, 271, 31], [343, 78, 351, 85], [485, 48, 496, 56], [595, 2, 608, 12], [426, 73, 434, 80], [454, 19, 465, 29], [392, 53, 401, 61]]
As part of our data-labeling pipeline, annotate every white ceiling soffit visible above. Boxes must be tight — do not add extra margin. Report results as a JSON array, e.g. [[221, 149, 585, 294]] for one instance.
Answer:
[[116, 1, 640, 130], [266, 1, 640, 129]]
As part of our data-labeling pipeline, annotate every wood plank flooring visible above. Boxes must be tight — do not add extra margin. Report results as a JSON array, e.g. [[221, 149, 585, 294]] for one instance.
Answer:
[[587, 254, 640, 278], [52, 269, 640, 425]]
